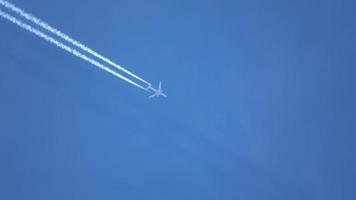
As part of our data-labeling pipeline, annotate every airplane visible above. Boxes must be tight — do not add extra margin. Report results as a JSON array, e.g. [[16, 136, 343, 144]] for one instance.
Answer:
[[148, 81, 167, 98]]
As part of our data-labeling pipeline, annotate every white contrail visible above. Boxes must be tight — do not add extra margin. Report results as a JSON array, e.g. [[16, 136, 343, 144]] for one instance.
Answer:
[[0, 9, 147, 90], [0, 0, 150, 86]]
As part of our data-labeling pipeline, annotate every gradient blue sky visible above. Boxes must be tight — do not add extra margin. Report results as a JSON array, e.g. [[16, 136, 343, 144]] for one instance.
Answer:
[[1, 0, 356, 199]]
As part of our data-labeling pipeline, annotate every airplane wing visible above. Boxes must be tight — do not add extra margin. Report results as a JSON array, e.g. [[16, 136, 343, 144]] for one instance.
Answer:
[[149, 94, 157, 98]]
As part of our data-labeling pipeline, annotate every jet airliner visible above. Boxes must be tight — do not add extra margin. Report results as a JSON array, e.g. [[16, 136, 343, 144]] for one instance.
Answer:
[[148, 81, 167, 98]]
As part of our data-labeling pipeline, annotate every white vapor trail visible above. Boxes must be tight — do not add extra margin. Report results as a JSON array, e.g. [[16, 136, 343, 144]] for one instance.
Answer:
[[0, 9, 146, 90], [0, 0, 150, 86]]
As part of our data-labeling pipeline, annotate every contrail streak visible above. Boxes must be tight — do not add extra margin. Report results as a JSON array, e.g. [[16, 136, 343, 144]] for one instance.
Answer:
[[0, 9, 146, 90], [0, 0, 150, 86]]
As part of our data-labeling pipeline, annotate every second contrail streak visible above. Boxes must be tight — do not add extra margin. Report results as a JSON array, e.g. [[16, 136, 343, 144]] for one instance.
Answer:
[[0, 0, 150, 86], [0, 9, 146, 90]]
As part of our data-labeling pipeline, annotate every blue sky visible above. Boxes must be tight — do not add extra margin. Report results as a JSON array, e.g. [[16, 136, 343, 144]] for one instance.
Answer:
[[0, 0, 356, 199]]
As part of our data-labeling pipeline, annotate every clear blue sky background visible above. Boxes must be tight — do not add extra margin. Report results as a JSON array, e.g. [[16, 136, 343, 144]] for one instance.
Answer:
[[1, 0, 356, 199]]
